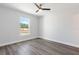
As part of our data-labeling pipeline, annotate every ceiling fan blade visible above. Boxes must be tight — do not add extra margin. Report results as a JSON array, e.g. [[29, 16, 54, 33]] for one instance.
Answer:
[[42, 8, 51, 10], [34, 3, 41, 9], [36, 9, 39, 13]]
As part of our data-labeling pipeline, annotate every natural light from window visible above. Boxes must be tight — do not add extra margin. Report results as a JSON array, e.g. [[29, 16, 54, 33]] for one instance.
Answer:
[[20, 16, 30, 35]]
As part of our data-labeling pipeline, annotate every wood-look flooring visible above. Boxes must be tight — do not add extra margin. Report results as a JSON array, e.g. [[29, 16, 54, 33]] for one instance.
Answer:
[[0, 38, 79, 55]]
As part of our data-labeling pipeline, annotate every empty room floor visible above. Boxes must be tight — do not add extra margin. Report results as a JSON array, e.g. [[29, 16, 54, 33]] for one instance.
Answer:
[[0, 38, 79, 55]]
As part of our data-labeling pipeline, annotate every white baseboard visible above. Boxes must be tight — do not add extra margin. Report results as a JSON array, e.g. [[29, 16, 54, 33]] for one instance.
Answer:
[[1, 36, 79, 48], [0, 37, 37, 47], [40, 36, 79, 48]]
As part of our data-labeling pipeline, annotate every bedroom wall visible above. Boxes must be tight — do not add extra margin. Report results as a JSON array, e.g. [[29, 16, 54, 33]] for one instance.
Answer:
[[39, 12, 79, 48], [0, 5, 39, 46]]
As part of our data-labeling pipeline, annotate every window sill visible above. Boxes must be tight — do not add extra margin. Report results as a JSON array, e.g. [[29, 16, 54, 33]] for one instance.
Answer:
[[20, 33, 30, 36]]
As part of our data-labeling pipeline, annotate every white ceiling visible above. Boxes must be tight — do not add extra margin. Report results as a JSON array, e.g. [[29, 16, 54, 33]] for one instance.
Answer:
[[1, 3, 79, 16]]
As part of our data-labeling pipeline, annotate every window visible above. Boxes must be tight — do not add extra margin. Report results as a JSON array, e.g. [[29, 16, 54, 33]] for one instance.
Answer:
[[20, 16, 30, 35]]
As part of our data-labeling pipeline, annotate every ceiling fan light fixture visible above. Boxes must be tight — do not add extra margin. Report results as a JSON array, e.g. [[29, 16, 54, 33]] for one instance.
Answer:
[[39, 9, 42, 12]]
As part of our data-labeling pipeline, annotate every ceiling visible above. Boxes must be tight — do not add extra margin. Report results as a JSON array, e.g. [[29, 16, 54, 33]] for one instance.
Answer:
[[1, 3, 79, 16]]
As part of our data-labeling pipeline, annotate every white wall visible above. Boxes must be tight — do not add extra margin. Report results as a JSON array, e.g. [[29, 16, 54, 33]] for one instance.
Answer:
[[0, 5, 39, 46], [39, 12, 79, 48]]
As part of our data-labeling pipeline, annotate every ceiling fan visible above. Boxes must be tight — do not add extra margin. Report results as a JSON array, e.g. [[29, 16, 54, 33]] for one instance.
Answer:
[[34, 3, 51, 13]]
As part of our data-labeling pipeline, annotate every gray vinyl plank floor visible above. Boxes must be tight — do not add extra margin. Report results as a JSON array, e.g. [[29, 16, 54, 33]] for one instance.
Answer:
[[0, 38, 79, 55]]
